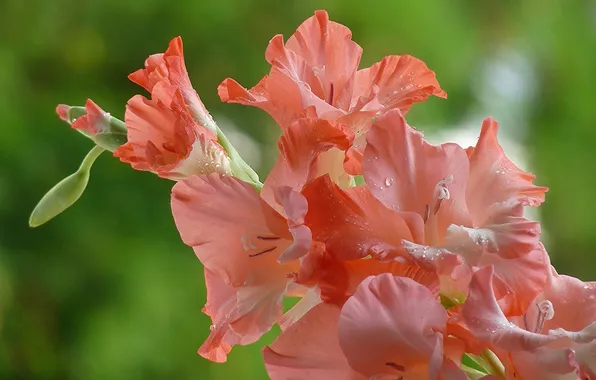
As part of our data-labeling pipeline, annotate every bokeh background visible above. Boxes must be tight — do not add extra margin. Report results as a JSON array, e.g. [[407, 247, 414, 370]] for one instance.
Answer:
[[1, 0, 595, 378]]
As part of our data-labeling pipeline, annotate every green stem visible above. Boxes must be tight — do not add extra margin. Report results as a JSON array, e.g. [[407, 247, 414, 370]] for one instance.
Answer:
[[79, 145, 106, 172]]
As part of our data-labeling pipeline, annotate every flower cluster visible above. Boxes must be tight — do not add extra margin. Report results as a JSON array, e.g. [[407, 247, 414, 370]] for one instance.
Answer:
[[37, 10, 596, 380]]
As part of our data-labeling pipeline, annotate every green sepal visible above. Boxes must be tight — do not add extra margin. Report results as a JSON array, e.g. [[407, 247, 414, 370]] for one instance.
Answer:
[[94, 131, 128, 152]]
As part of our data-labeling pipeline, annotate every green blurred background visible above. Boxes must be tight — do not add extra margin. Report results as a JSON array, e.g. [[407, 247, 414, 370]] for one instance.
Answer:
[[1, 0, 595, 378]]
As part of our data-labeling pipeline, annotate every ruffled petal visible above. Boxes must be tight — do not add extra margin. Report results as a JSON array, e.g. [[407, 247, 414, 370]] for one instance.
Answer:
[[338, 274, 448, 379], [199, 268, 287, 363], [352, 55, 447, 115], [115, 93, 228, 179], [262, 118, 353, 208], [263, 303, 366, 380], [302, 175, 423, 261], [466, 117, 548, 225], [281, 10, 363, 111], [128, 37, 216, 132]]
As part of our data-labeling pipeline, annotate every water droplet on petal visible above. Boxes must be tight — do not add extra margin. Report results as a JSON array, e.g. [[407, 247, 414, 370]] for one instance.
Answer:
[[384, 177, 394, 187]]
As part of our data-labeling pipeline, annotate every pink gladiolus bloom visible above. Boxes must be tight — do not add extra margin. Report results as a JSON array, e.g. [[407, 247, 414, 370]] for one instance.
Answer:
[[218, 10, 446, 175], [47, 8, 596, 379], [363, 110, 547, 310], [462, 265, 596, 379], [115, 37, 230, 180]]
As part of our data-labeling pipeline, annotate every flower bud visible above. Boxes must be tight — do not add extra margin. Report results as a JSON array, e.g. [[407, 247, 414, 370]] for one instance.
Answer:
[[29, 146, 104, 227], [56, 100, 128, 152]]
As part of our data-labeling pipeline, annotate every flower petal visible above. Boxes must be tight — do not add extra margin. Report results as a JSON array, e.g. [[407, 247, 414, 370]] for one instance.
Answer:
[[263, 303, 366, 380], [461, 266, 556, 352], [262, 118, 353, 208], [466, 117, 548, 225], [364, 109, 470, 245], [302, 175, 423, 261], [353, 54, 447, 115], [171, 174, 291, 286], [280, 10, 363, 111], [115, 93, 228, 179], [338, 274, 447, 379], [199, 268, 287, 363], [128, 36, 216, 132]]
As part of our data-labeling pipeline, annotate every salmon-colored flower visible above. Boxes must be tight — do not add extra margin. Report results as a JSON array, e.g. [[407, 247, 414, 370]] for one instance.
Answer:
[[362, 110, 548, 311], [462, 265, 596, 379], [219, 10, 445, 175], [114, 37, 230, 180]]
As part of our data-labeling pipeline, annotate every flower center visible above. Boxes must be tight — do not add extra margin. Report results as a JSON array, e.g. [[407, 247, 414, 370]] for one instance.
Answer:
[[523, 299, 555, 333], [241, 233, 281, 257], [424, 175, 453, 245]]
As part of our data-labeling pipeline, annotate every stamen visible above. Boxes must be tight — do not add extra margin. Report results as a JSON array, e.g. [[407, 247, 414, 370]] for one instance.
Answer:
[[385, 362, 405, 372], [328, 83, 335, 104], [423, 204, 430, 223], [434, 175, 454, 201], [531, 300, 555, 333], [429, 175, 454, 217], [256, 236, 281, 241], [248, 246, 277, 257]]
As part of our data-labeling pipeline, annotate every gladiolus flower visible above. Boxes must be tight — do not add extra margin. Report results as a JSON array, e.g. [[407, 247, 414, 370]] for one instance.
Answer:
[[114, 37, 232, 180], [462, 265, 596, 379], [219, 10, 446, 176]]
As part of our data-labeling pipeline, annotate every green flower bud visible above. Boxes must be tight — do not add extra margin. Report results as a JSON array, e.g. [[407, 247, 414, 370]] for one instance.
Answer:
[[29, 146, 104, 227]]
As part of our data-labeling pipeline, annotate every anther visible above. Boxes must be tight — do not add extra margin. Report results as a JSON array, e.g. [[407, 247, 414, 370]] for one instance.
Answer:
[[248, 246, 277, 257]]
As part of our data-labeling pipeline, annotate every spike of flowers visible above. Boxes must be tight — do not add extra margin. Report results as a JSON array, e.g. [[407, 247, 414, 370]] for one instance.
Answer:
[[32, 9, 596, 380]]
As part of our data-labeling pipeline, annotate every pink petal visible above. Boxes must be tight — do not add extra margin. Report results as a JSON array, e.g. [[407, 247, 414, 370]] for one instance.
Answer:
[[363, 109, 470, 245], [461, 266, 557, 351], [445, 210, 542, 261], [353, 54, 447, 115], [271, 186, 312, 263], [282, 10, 363, 111], [508, 348, 578, 379], [263, 303, 366, 380], [57, 99, 111, 135], [198, 268, 287, 363], [262, 118, 352, 209], [115, 93, 226, 179], [171, 174, 293, 286], [338, 274, 447, 379], [478, 244, 549, 316], [466, 117, 548, 226]]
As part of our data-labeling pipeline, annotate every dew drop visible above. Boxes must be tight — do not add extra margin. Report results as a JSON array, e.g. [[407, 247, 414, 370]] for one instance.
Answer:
[[209, 324, 216, 331], [384, 177, 394, 187]]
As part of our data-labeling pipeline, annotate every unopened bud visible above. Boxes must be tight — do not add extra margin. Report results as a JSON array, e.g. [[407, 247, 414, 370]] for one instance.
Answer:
[[29, 146, 104, 227], [56, 100, 128, 152]]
